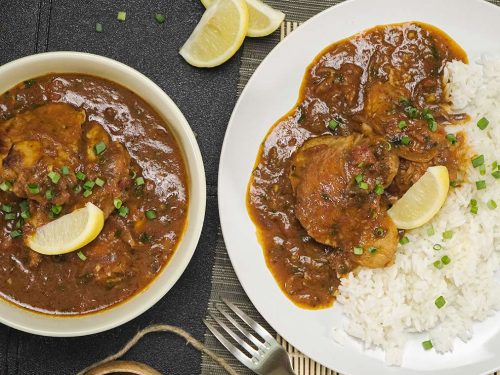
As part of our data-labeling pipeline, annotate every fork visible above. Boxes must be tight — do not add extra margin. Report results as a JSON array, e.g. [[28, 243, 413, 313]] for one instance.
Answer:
[[204, 298, 296, 375]]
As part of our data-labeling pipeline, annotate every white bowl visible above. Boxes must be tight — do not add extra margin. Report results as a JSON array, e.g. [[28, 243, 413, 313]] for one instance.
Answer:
[[0, 52, 206, 336]]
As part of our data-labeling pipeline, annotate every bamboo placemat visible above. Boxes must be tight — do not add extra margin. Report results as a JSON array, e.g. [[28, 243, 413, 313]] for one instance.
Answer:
[[201, 1, 500, 374]]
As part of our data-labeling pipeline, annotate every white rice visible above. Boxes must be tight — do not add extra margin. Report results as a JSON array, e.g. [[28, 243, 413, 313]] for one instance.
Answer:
[[335, 58, 500, 366]]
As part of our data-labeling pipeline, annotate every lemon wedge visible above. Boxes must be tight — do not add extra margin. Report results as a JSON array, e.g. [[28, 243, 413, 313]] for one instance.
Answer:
[[201, 0, 285, 37], [388, 166, 450, 230], [180, 0, 249, 67], [26, 202, 104, 255]]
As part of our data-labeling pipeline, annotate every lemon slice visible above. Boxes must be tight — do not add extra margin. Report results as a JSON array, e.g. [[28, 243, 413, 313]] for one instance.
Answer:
[[201, 0, 285, 37], [26, 202, 104, 255], [180, 0, 249, 67], [388, 166, 450, 230]]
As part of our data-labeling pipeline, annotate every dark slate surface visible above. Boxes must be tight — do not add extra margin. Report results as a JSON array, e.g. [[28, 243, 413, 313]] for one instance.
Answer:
[[0, 0, 241, 374]]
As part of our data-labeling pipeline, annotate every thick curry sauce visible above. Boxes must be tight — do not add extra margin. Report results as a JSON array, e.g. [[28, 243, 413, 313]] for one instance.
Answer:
[[247, 23, 468, 309], [0, 74, 188, 314]]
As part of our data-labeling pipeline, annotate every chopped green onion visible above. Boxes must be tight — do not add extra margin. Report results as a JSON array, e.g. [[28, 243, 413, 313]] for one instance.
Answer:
[[45, 189, 54, 200], [1, 204, 12, 213], [374, 227, 385, 237], [95, 177, 105, 187], [433, 244, 442, 250], [442, 230, 453, 240], [74, 185, 82, 194], [76, 171, 86, 181], [492, 171, 500, 179], [135, 177, 145, 186], [21, 209, 30, 219], [27, 184, 40, 194], [487, 199, 497, 210], [428, 120, 438, 132], [95, 22, 103, 32], [83, 190, 92, 198], [359, 181, 369, 190], [492, 161, 498, 170], [449, 180, 458, 187], [355, 174, 363, 184], [422, 340, 433, 350], [145, 210, 157, 220], [113, 198, 123, 209], [398, 120, 407, 129], [129, 170, 137, 180], [479, 164, 486, 176], [154, 13, 166, 24], [471, 155, 484, 168], [475, 180, 487, 190], [433, 260, 443, 269], [328, 119, 338, 131], [51, 204, 62, 215], [48, 171, 61, 184], [19, 201, 28, 211], [470, 205, 478, 215], [374, 185, 384, 195], [427, 225, 435, 236], [399, 236, 410, 245], [435, 296, 446, 309], [353, 246, 363, 255], [61, 166, 70, 175], [477, 117, 489, 130], [358, 162, 366, 168], [83, 180, 95, 190], [4, 213, 16, 221], [77, 251, 87, 261], [441, 255, 451, 265], [118, 206, 129, 217], [446, 134, 457, 145], [117, 11, 126, 22], [0, 181, 12, 191], [400, 135, 411, 145], [94, 142, 107, 155], [470, 199, 478, 207], [10, 230, 22, 239], [368, 246, 377, 254]]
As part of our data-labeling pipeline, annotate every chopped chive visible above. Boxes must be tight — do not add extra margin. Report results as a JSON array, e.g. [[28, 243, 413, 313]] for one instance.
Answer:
[[48, 171, 61, 184], [77, 251, 87, 261], [145, 210, 156, 220], [422, 340, 433, 350], [433, 260, 443, 269], [471, 155, 484, 168], [427, 225, 435, 236], [446, 133, 457, 145], [51, 204, 62, 215], [441, 255, 451, 265], [83, 180, 95, 190], [61, 166, 70, 175], [1, 204, 12, 213], [118, 206, 129, 218], [470, 205, 478, 215], [21, 209, 30, 219], [15, 220, 22, 229], [129, 170, 137, 180], [113, 198, 123, 209], [328, 119, 338, 131], [368, 246, 377, 254], [95, 177, 105, 187], [358, 162, 366, 168], [45, 189, 54, 200], [492, 161, 498, 170], [4, 213, 16, 221], [433, 244, 442, 251], [95, 22, 103, 32], [0, 181, 12, 191], [83, 190, 92, 198], [492, 171, 500, 179], [374, 185, 384, 195], [355, 174, 363, 184], [442, 230, 453, 240], [479, 164, 486, 176], [477, 117, 489, 130], [154, 13, 166, 24], [117, 11, 126, 22], [399, 236, 410, 245], [398, 120, 407, 129], [76, 171, 86, 181], [74, 185, 82, 194], [353, 246, 363, 255], [487, 199, 497, 210], [435, 296, 446, 309], [27, 184, 40, 194], [135, 177, 145, 186], [470, 199, 478, 207], [94, 142, 107, 155], [400, 135, 411, 145], [428, 120, 438, 132], [359, 181, 369, 190], [10, 230, 22, 239], [374, 227, 385, 237], [19, 201, 28, 211], [475, 180, 486, 190]]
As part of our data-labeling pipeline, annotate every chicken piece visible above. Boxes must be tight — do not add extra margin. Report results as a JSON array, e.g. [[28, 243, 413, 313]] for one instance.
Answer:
[[289, 134, 399, 268]]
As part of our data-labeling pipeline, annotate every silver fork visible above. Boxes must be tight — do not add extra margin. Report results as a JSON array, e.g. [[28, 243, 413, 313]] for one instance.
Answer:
[[204, 298, 296, 375]]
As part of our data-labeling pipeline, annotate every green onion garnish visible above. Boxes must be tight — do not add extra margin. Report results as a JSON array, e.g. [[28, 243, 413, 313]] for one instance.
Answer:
[[487, 199, 497, 210], [83, 190, 92, 198], [95, 177, 105, 187], [368, 246, 377, 254], [96, 22, 103, 32], [400, 135, 411, 145], [477, 117, 489, 130], [113, 198, 123, 209], [427, 225, 435, 236], [492, 171, 500, 179], [45, 189, 54, 200], [117, 11, 126, 22], [374, 227, 385, 237], [441, 255, 451, 265], [471, 155, 484, 168], [74, 185, 82, 194], [355, 174, 363, 184], [353, 246, 363, 255], [479, 164, 486, 176], [4, 213, 16, 221], [328, 119, 338, 131], [118, 206, 129, 217], [398, 120, 407, 129], [145, 210, 156, 220], [83, 181, 95, 190], [48, 171, 61, 184], [94, 142, 107, 155], [77, 251, 87, 261], [422, 340, 433, 350], [76, 171, 86, 181], [27, 184, 40, 194], [155, 13, 166, 24], [10, 230, 22, 239], [442, 230, 453, 240], [0, 181, 12, 191], [433, 244, 442, 251], [61, 166, 70, 175], [1, 204, 12, 213], [492, 161, 498, 170], [435, 296, 446, 309], [374, 185, 384, 195], [433, 260, 443, 269], [359, 182, 369, 190], [470, 205, 478, 215], [446, 134, 457, 145], [51, 204, 62, 215], [399, 236, 410, 245], [135, 177, 145, 186], [475, 180, 486, 190]]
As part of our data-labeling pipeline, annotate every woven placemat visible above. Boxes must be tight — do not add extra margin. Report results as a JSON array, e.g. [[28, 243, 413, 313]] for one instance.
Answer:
[[201, 1, 500, 374]]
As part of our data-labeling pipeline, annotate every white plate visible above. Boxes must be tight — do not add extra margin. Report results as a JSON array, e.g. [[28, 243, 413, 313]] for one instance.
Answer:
[[218, 0, 500, 374]]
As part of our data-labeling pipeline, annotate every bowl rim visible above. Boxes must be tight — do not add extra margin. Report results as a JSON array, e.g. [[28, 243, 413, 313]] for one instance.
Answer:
[[0, 51, 206, 336]]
